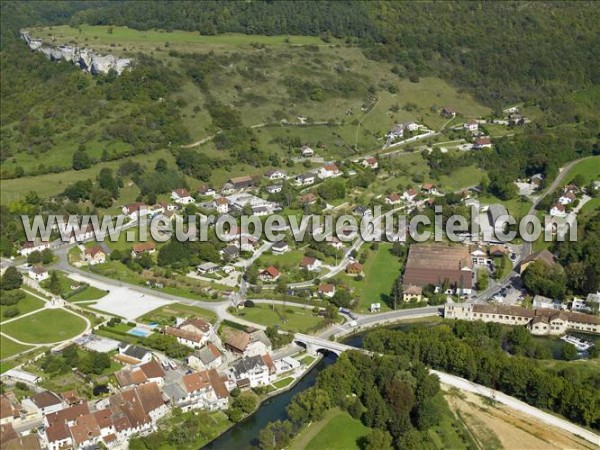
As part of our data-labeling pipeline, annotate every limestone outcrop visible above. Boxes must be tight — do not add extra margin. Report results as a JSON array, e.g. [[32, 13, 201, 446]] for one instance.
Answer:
[[21, 30, 132, 75]]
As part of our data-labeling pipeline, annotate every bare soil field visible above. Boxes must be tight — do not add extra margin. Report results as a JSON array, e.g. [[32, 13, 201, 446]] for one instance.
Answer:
[[443, 388, 595, 450]]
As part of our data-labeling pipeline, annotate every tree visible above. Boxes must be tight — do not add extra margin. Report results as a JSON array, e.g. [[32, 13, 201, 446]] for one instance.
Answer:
[[47, 271, 62, 295], [363, 429, 393, 450], [41, 248, 54, 265], [27, 250, 42, 264], [3, 306, 19, 318], [1, 267, 22, 290], [561, 343, 578, 361], [155, 158, 168, 173], [390, 275, 403, 310], [72, 149, 92, 170]]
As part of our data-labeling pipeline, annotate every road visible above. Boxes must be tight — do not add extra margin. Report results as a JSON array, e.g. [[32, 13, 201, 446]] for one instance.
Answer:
[[433, 370, 600, 446]]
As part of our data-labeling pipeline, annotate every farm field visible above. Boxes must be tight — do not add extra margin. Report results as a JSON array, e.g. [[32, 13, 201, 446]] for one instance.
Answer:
[[1, 309, 87, 344], [339, 243, 402, 313], [237, 304, 325, 333]]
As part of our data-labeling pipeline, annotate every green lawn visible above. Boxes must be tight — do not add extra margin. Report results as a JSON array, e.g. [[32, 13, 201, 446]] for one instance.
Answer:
[[256, 249, 306, 270], [438, 164, 484, 192], [0, 336, 32, 360], [563, 156, 600, 185], [2, 309, 87, 344], [429, 393, 479, 449], [299, 355, 316, 365], [340, 243, 402, 312], [237, 304, 325, 333], [68, 286, 108, 302], [0, 290, 45, 318], [139, 303, 217, 326], [273, 377, 294, 389], [479, 194, 532, 220], [289, 408, 370, 450]]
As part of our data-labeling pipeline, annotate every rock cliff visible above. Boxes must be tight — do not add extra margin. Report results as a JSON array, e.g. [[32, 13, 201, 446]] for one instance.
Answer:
[[21, 30, 132, 75]]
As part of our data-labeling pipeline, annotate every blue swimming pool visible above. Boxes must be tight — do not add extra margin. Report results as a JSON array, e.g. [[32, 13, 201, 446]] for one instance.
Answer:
[[127, 328, 152, 338]]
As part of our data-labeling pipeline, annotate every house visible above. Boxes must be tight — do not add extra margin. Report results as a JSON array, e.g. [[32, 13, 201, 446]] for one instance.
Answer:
[[299, 192, 318, 205], [519, 249, 557, 274], [187, 343, 223, 370], [463, 120, 478, 132], [259, 266, 280, 282], [171, 188, 194, 205], [300, 256, 321, 272], [265, 184, 283, 194], [318, 284, 336, 298], [131, 242, 156, 257], [122, 202, 148, 220], [197, 185, 216, 197], [362, 157, 378, 169], [60, 390, 82, 407], [227, 175, 255, 191], [213, 197, 229, 214], [326, 236, 344, 250], [70, 224, 95, 244], [28, 265, 49, 281], [271, 241, 289, 254], [197, 262, 220, 274], [530, 174, 544, 187], [402, 121, 419, 132], [19, 240, 50, 256], [532, 295, 563, 310], [180, 318, 213, 338], [221, 245, 240, 261], [470, 248, 488, 266], [345, 262, 364, 276], [402, 189, 418, 202], [82, 246, 106, 265], [385, 193, 402, 205], [421, 183, 438, 195], [301, 145, 314, 157], [0, 394, 20, 425], [403, 285, 423, 303], [444, 303, 599, 336], [265, 169, 287, 180], [558, 191, 576, 205], [441, 106, 456, 118], [550, 203, 566, 217], [229, 355, 275, 388], [27, 391, 64, 416], [489, 245, 508, 257], [402, 244, 474, 295], [116, 345, 153, 365], [317, 164, 340, 179], [473, 137, 492, 149], [295, 173, 316, 186], [224, 330, 272, 358], [164, 326, 208, 348], [386, 124, 404, 140], [508, 112, 525, 126]]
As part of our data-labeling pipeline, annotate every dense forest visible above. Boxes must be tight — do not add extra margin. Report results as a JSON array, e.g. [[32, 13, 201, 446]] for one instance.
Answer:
[[364, 322, 600, 430]]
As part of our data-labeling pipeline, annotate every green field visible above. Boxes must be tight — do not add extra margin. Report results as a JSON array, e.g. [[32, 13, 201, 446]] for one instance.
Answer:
[[0, 336, 32, 360], [68, 285, 108, 302], [563, 156, 600, 185], [2, 309, 87, 344], [139, 302, 217, 325], [273, 377, 294, 389], [289, 408, 370, 450], [340, 243, 402, 312], [0, 290, 45, 318], [237, 304, 325, 333], [256, 249, 306, 270]]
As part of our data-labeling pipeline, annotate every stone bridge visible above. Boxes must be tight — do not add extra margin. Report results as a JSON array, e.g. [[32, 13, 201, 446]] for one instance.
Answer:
[[294, 333, 368, 356]]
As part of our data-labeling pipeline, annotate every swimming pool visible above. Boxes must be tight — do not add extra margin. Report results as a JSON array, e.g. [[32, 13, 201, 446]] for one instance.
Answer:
[[127, 327, 153, 338]]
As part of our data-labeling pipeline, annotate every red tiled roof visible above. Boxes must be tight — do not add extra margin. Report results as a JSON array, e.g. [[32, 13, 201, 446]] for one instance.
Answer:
[[300, 256, 317, 267], [261, 266, 280, 279]]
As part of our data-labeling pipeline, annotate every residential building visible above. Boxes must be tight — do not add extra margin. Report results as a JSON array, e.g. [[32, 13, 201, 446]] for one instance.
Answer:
[[122, 203, 148, 220], [164, 326, 208, 348], [259, 266, 280, 282], [385, 193, 402, 205], [171, 188, 194, 205], [463, 120, 478, 132], [345, 262, 364, 276], [197, 262, 220, 274], [221, 245, 240, 261], [224, 330, 272, 358], [558, 191, 576, 205], [229, 355, 275, 388], [25, 391, 64, 416], [318, 284, 336, 298], [82, 246, 106, 265], [473, 137, 492, 149], [386, 124, 404, 140], [301, 145, 314, 157], [362, 157, 378, 169], [299, 192, 318, 205], [265, 169, 287, 180], [421, 183, 438, 195], [187, 343, 223, 370], [550, 203, 566, 217], [227, 175, 255, 191], [403, 285, 423, 303], [213, 197, 229, 214], [265, 184, 283, 194], [296, 173, 316, 186], [116, 345, 153, 365], [300, 256, 321, 272], [402, 189, 417, 202], [441, 106, 456, 118], [197, 185, 216, 196], [271, 241, 289, 254], [19, 240, 50, 257], [131, 242, 156, 257], [28, 265, 49, 281], [317, 164, 341, 179]]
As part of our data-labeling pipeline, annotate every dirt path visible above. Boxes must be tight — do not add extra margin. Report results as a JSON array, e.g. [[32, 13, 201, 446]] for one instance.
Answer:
[[444, 389, 596, 450]]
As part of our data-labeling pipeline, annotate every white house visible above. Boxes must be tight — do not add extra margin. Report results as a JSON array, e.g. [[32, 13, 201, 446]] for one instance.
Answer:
[[28, 265, 49, 281], [295, 173, 316, 186], [558, 191, 576, 205], [362, 157, 378, 169], [402, 121, 419, 132], [317, 284, 336, 298], [187, 343, 223, 371], [229, 355, 275, 388], [271, 241, 289, 255], [463, 120, 479, 132], [265, 184, 283, 194], [402, 189, 418, 202], [225, 330, 272, 358], [19, 240, 50, 257], [550, 203, 566, 217], [213, 197, 229, 214], [317, 164, 340, 179], [264, 169, 286, 181], [122, 203, 148, 220], [385, 193, 402, 205], [300, 256, 321, 272], [171, 188, 194, 205], [301, 145, 314, 157], [386, 124, 404, 140]]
